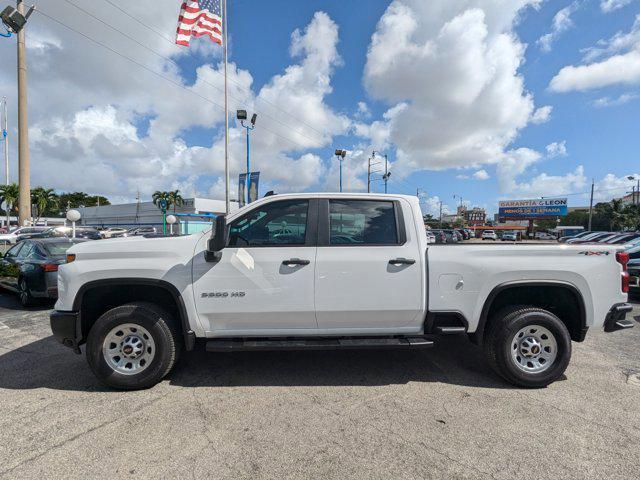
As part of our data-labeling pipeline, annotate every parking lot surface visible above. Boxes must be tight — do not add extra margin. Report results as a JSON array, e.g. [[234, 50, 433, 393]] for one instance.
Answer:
[[1, 293, 639, 479]]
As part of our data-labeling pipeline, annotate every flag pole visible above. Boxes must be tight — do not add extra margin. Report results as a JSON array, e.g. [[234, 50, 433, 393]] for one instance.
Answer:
[[223, 0, 230, 214]]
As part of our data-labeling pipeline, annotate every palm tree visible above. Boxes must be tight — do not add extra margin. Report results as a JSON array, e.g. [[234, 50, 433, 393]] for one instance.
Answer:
[[31, 187, 59, 223], [152, 191, 172, 211], [168, 189, 184, 213], [610, 198, 626, 231], [0, 183, 19, 229]]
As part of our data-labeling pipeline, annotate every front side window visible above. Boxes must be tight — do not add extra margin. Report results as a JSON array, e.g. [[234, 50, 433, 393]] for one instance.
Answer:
[[228, 200, 309, 247], [329, 200, 398, 245]]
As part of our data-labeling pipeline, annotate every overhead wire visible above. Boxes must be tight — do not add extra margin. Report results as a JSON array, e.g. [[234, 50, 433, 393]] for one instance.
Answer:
[[36, 8, 323, 153], [95, 0, 331, 143], [59, 0, 329, 149]]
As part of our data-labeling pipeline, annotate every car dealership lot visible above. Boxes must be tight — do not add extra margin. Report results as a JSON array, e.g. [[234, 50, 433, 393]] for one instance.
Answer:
[[1, 294, 639, 479]]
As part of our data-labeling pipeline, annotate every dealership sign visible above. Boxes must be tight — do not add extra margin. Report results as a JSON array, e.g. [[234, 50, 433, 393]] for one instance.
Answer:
[[498, 198, 568, 218]]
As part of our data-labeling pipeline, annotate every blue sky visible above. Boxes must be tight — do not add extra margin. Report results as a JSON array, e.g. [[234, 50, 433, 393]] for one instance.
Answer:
[[1, 0, 639, 215]]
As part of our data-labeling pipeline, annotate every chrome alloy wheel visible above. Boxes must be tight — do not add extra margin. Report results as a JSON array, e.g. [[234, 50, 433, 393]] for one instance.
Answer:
[[102, 323, 156, 376], [510, 325, 557, 374]]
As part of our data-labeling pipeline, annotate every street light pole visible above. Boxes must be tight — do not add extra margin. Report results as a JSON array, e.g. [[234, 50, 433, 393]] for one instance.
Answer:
[[237, 111, 257, 205], [588, 179, 594, 231], [335, 149, 346, 192], [16, 0, 31, 226], [1, 96, 7, 184]]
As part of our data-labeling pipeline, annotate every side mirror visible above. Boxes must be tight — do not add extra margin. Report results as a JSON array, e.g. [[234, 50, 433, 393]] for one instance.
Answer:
[[204, 215, 228, 263]]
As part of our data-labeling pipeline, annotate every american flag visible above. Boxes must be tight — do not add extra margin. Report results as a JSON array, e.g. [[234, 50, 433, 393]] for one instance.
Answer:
[[175, 0, 223, 47]]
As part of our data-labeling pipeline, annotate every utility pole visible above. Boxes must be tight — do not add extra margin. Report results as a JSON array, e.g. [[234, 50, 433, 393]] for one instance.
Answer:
[[16, 0, 30, 226], [439, 201, 443, 228], [367, 154, 371, 193], [2, 96, 8, 184], [588, 179, 594, 231], [382, 154, 390, 194]]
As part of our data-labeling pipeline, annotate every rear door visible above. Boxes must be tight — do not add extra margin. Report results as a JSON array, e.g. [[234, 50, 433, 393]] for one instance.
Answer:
[[314, 198, 423, 331]]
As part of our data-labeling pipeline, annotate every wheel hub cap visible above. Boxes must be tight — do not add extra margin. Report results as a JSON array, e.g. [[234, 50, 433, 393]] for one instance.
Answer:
[[510, 325, 557, 374], [102, 324, 155, 376]]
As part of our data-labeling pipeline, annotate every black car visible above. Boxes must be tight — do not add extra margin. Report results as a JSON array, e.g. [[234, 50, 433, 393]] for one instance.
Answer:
[[0, 238, 86, 306], [33, 226, 103, 241]]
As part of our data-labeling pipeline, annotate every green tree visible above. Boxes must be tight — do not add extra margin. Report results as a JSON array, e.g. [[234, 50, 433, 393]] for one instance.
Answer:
[[152, 191, 172, 211], [0, 183, 19, 228], [31, 187, 59, 222], [168, 189, 184, 213]]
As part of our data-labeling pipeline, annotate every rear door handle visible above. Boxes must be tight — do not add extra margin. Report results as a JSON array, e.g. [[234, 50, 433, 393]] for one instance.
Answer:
[[389, 258, 416, 265], [282, 258, 310, 266]]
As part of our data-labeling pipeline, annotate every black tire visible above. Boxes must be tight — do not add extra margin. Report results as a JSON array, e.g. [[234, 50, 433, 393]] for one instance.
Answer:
[[484, 306, 571, 388], [86, 302, 182, 390], [18, 278, 35, 307]]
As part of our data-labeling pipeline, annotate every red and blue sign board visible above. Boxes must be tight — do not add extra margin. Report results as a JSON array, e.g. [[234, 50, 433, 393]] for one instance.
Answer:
[[499, 198, 568, 218]]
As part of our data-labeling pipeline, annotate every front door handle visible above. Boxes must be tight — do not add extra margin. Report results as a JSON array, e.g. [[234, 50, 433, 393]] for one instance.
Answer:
[[282, 258, 310, 266], [389, 258, 416, 265]]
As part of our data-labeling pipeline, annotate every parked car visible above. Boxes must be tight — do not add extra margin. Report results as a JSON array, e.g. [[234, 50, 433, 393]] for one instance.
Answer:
[[501, 232, 518, 242], [627, 258, 640, 295], [426, 231, 436, 244], [430, 229, 447, 244], [602, 233, 640, 245], [50, 192, 633, 390], [558, 231, 592, 243], [101, 227, 129, 239], [566, 232, 611, 244], [30, 226, 103, 241], [482, 230, 498, 241], [442, 229, 459, 243], [114, 226, 159, 238], [455, 229, 469, 240], [536, 232, 556, 240], [0, 226, 49, 244], [0, 238, 87, 306]]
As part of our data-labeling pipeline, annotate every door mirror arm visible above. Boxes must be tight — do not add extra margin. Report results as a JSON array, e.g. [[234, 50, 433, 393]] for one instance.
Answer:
[[205, 215, 229, 263]]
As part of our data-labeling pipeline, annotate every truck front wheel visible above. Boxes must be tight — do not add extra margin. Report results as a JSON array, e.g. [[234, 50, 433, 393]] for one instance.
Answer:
[[86, 302, 182, 390], [484, 307, 571, 388]]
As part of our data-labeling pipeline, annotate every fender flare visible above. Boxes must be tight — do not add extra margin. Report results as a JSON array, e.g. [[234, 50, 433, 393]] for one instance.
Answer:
[[473, 280, 587, 345], [72, 278, 195, 350]]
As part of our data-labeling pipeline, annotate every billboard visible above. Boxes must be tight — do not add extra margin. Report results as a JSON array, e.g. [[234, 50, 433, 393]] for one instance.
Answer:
[[498, 198, 568, 218]]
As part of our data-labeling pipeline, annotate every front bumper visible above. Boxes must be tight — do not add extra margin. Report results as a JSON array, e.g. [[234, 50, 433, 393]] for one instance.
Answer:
[[604, 303, 635, 333], [50, 310, 81, 353]]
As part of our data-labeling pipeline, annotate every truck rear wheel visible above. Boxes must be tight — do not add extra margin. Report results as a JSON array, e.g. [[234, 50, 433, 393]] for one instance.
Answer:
[[484, 306, 571, 388], [86, 302, 181, 390]]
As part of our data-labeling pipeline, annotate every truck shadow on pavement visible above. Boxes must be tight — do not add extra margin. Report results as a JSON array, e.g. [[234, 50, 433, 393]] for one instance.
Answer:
[[0, 333, 516, 392]]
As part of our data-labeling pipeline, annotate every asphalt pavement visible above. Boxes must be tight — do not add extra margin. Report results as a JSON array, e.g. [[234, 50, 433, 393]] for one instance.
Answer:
[[1, 292, 639, 479]]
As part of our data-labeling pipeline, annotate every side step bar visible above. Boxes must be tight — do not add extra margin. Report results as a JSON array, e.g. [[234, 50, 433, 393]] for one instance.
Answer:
[[206, 336, 434, 352]]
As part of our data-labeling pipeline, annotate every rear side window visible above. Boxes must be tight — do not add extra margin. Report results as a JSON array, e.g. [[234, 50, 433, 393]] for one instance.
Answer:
[[329, 200, 398, 245]]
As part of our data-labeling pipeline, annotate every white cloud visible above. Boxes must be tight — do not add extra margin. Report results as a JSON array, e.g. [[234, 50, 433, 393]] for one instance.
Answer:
[[550, 15, 640, 92], [356, 101, 371, 119], [508, 166, 587, 198], [531, 105, 553, 123], [601, 0, 635, 13], [0, 5, 349, 199], [594, 172, 640, 201], [537, 2, 580, 53], [545, 141, 567, 157], [593, 92, 639, 107], [362, 0, 541, 176], [473, 169, 490, 180]]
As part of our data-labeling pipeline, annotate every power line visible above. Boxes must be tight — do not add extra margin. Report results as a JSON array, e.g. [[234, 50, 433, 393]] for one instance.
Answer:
[[35, 8, 321, 153], [96, 0, 332, 144], [59, 0, 329, 149]]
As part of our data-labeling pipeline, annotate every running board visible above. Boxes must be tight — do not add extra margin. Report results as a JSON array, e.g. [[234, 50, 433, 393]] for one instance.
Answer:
[[435, 326, 467, 335], [205, 336, 434, 352]]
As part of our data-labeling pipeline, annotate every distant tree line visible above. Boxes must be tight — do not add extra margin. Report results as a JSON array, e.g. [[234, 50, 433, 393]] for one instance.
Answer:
[[538, 199, 639, 232], [0, 183, 110, 220]]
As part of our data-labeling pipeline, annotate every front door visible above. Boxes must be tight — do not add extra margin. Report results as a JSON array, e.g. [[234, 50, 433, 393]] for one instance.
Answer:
[[193, 198, 318, 335], [314, 198, 423, 332]]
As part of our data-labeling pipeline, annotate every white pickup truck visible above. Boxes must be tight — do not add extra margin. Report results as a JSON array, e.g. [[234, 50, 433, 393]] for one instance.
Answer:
[[50, 193, 634, 390]]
